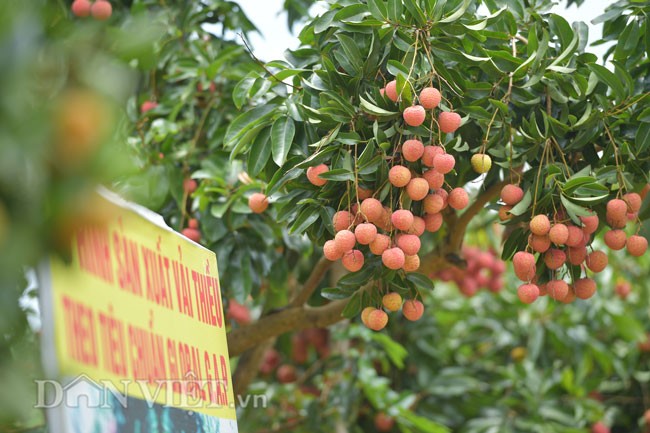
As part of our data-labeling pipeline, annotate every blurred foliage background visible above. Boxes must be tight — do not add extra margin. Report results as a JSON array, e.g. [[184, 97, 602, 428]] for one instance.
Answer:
[[0, 0, 649, 432]]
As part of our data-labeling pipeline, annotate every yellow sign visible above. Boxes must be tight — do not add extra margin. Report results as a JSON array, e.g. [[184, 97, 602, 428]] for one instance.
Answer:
[[40, 191, 237, 432]]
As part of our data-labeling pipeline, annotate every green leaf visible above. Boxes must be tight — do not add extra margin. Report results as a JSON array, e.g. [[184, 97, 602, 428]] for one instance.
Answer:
[[247, 128, 271, 176], [224, 104, 277, 149], [271, 116, 295, 167], [406, 273, 434, 292], [321, 286, 355, 300], [341, 291, 362, 319], [318, 168, 355, 181], [636, 123, 650, 153], [290, 206, 320, 234], [367, 0, 387, 21], [438, 0, 470, 23], [359, 96, 399, 117], [587, 63, 627, 101], [560, 194, 591, 224], [509, 190, 532, 216]]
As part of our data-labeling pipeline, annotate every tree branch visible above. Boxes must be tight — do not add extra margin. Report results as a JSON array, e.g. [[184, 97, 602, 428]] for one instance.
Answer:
[[232, 338, 276, 397], [289, 256, 332, 307]]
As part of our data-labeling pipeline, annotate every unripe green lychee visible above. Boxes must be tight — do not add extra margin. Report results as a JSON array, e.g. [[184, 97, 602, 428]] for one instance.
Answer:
[[574, 278, 597, 300], [424, 213, 443, 232], [406, 178, 429, 201], [513, 251, 536, 281], [360, 198, 384, 223], [248, 193, 269, 214], [403, 105, 426, 127], [530, 214, 551, 235], [355, 223, 378, 245], [471, 153, 492, 174], [517, 283, 539, 304], [448, 188, 469, 210], [402, 299, 424, 321], [402, 139, 424, 162], [334, 229, 356, 253], [419, 87, 441, 109], [627, 235, 648, 257], [604, 229, 626, 250], [544, 248, 566, 270], [391, 209, 414, 231], [396, 234, 421, 255], [432, 153, 455, 174], [306, 164, 328, 186], [438, 111, 461, 133], [388, 165, 411, 187], [342, 249, 364, 272], [382, 247, 406, 270], [549, 223, 569, 245], [500, 184, 524, 205], [422, 169, 444, 189], [323, 240, 342, 261], [369, 233, 391, 255], [385, 80, 398, 102], [366, 309, 389, 331], [586, 250, 608, 273], [547, 279, 569, 301], [382, 292, 402, 312], [403, 254, 420, 272]]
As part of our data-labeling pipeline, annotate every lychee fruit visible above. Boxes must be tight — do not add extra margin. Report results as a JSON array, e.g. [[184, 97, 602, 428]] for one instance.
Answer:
[[389, 165, 411, 187], [71, 0, 91, 17], [500, 184, 524, 205], [334, 229, 356, 253], [402, 299, 424, 321], [306, 164, 328, 186], [432, 153, 455, 174], [188, 219, 199, 229], [357, 186, 373, 200], [374, 413, 395, 432], [615, 281, 631, 299], [369, 233, 391, 255], [544, 249, 566, 270], [403, 254, 420, 272], [434, 188, 449, 207], [421, 145, 444, 167], [513, 251, 536, 281], [360, 198, 384, 223], [623, 192, 642, 212], [248, 193, 269, 213], [140, 100, 158, 113], [419, 87, 441, 109], [574, 278, 597, 300], [438, 111, 461, 133], [183, 178, 198, 194], [403, 105, 426, 127], [641, 184, 650, 200], [355, 223, 377, 245], [423, 194, 445, 214], [342, 249, 364, 272], [530, 214, 551, 235], [333, 210, 353, 232], [560, 288, 576, 304], [586, 250, 608, 273], [627, 235, 648, 257], [498, 205, 513, 221], [606, 198, 627, 222], [565, 225, 584, 247], [382, 292, 402, 312], [591, 421, 610, 433], [580, 214, 599, 234], [90, 0, 112, 20], [323, 240, 343, 260], [397, 234, 421, 255], [181, 228, 201, 243], [408, 216, 426, 236], [448, 188, 469, 210], [366, 309, 389, 331], [276, 364, 297, 383], [423, 169, 445, 189], [529, 234, 551, 253], [424, 213, 443, 232], [382, 247, 406, 270], [567, 246, 587, 265], [402, 139, 424, 162], [547, 279, 569, 301], [385, 80, 398, 102], [471, 153, 492, 174], [361, 307, 375, 326], [377, 207, 393, 231], [391, 209, 414, 231], [517, 283, 539, 304], [406, 178, 429, 201], [548, 223, 569, 245], [604, 229, 626, 250]]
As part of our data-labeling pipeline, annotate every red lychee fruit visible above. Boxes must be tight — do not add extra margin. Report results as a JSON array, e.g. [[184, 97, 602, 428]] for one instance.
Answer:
[[567, 246, 587, 265], [140, 100, 158, 113], [438, 111, 461, 133], [334, 229, 356, 253], [342, 249, 364, 272], [432, 153, 455, 174], [409, 216, 426, 236], [513, 251, 536, 281], [360, 198, 384, 223], [382, 247, 406, 270], [366, 309, 389, 331], [590, 421, 610, 433], [354, 223, 377, 245], [500, 184, 524, 205], [623, 192, 642, 212], [574, 278, 597, 300], [361, 306, 375, 326], [606, 214, 627, 229], [529, 234, 551, 253], [544, 249, 566, 270], [403, 254, 420, 272], [183, 178, 198, 194], [385, 80, 398, 102], [604, 229, 627, 250], [406, 178, 429, 201], [403, 105, 426, 127], [641, 184, 650, 200], [333, 210, 353, 232], [606, 198, 627, 222], [402, 139, 424, 162], [188, 219, 199, 229], [549, 223, 569, 245], [530, 214, 551, 235], [560, 288, 576, 304], [537, 283, 548, 296], [260, 349, 280, 374], [424, 213, 443, 232], [181, 228, 201, 243], [391, 209, 414, 231], [517, 283, 540, 304], [323, 240, 342, 260], [419, 87, 441, 109], [357, 186, 373, 200], [71, 0, 91, 17], [397, 234, 421, 255], [376, 207, 393, 231], [388, 165, 411, 187], [547, 279, 569, 301], [374, 412, 395, 432], [276, 364, 297, 383], [586, 250, 608, 273], [248, 193, 269, 213], [423, 169, 445, 189], [448, 188, 469, 210], [627, 235, 648, 257], [90, 0, 112, 20], [421, 145, 444, 167], [382, 292, 402, 312], [580, 214, 599, 234], [423, 194, 445, 214], [434, 188, 448, 206], [615, 281, 631, 299], [498, 205, 513, 221], [369, 233, 391, 255], [402, 299, 424, 321], [565, 225, 584, 247], [379, 88, 385, 97], [306, 164, 328, 186]]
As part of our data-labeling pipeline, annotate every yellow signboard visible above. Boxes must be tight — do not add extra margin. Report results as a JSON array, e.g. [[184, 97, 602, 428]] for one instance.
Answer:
[[39, 190, 237, 433]]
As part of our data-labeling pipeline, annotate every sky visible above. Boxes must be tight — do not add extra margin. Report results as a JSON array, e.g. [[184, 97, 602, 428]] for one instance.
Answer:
[[236, 0, 613, 62]]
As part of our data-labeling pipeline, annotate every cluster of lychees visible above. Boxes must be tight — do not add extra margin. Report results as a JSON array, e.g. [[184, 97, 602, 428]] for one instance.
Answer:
[[434, 246, 506, 297], [71, 0, 112, 20], [500, 183, 648, 304], [360, 293, 424, 331]]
